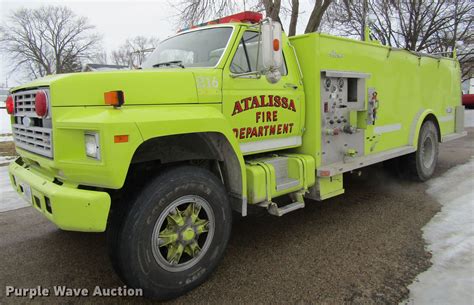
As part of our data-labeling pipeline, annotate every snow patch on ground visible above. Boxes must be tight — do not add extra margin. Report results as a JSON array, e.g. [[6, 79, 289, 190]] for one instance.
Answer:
[[0, 135, 13, 142], [0, 156, 16, 165], [0, 166, 29, 212], [405, 158, 474, 305], [466, 109, 474, 127], [0, 108, 12, 134]]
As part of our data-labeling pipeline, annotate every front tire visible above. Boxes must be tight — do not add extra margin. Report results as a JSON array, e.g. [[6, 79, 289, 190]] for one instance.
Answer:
[[114, 166, 232, 300]]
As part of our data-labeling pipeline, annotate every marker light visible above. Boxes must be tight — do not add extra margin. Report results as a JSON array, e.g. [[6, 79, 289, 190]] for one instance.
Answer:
[[319, 170, 331, 177], [5, 95, 14, 115], [114, 135, 129, 143], [85, 132, 100, 159], [35, 90, 49, 117], [104, 91, 124, 107], [273, 39, 280, 51]]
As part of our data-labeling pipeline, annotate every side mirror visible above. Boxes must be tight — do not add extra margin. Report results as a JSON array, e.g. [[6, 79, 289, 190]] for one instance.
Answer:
[[261, 19, 282, 83]]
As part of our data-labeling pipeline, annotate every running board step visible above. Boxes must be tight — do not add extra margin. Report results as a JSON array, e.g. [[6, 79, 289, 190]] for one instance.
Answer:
[[268, 201, 305, 217], [264, 157, 301, 191], [276, 177, 300, 191]]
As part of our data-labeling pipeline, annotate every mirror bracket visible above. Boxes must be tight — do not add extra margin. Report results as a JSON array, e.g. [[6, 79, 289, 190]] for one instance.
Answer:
[[230, 71, 262, 79]]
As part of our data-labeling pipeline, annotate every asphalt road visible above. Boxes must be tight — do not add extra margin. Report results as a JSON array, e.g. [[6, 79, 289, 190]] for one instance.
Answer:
[[0, 129, 472, 305]]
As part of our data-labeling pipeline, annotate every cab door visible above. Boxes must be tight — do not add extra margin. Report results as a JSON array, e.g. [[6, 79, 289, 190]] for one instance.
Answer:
[[222, 29, 304, 155]]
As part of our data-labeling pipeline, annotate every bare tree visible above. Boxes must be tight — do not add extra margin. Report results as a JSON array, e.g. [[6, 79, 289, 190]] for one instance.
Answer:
[[304, 0, 333, 33], [248, 0, 286, 27], [111, 36, 160, 68], [394, 1, 453, 51], [323, 0, 473, 80], [173, 0, 239, 28], [0, 6, 102, 79], [426, 0, 473, 81], [288, 0, 299, 36], [323, 0, 396, 42], [91, 51, 108, 65], [173, 0, 334, 36], [263, 0, 282, 21], [324, 0, 472, 50]]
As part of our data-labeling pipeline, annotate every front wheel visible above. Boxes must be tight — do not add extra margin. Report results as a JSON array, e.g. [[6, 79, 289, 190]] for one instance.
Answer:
[[114, 166, 232, 300]]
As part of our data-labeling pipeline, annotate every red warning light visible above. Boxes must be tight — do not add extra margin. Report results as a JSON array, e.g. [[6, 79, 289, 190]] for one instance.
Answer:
[[179, 11, 263, 32]]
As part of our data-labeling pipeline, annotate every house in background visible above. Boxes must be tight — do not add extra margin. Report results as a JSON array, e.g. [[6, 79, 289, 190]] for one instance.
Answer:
[[462, 77, 473, 94], [0, 88, 9, 108], [0, 87, 12, 134]]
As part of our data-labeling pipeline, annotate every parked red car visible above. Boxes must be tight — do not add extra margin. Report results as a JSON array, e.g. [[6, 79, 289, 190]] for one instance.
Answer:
[[462, 94, 474, 109]]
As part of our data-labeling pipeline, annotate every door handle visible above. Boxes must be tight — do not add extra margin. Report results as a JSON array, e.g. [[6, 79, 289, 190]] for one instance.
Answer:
[[284, 83, 298, 89]]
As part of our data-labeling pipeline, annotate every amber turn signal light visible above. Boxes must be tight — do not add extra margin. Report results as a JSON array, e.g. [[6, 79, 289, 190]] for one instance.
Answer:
[[273, 38, 280, 51], [104, 90, 125, 107], [114, 135, 129, 143]]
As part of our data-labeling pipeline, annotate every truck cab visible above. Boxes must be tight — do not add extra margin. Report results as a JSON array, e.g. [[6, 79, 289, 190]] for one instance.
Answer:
[[139, 17, 305, 155]]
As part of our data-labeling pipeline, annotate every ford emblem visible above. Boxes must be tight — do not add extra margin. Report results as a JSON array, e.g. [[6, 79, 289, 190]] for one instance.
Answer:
[[22, 116, 32, 127]]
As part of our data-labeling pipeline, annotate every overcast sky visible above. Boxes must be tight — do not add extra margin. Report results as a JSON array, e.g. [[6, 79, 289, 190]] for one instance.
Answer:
[[0, 0, 313, 87]]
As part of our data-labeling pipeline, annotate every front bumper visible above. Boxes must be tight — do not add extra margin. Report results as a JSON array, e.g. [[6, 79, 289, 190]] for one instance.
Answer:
[[8, 159, 111, 232]]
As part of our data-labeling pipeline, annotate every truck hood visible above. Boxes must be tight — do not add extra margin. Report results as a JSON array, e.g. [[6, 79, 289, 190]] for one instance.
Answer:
[[12, 69, 200, 107]]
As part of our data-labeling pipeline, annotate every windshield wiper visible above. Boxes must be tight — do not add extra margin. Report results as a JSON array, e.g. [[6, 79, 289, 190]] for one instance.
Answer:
[[152, 60, 185, 68]]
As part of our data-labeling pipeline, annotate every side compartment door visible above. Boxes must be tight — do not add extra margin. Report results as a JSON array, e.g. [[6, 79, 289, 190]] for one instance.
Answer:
[[222, 30, 304, 155]]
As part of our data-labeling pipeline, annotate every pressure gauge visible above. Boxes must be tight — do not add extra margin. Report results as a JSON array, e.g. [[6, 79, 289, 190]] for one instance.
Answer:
[[324, 78, 331, 89], [338, 78, 344, 89]]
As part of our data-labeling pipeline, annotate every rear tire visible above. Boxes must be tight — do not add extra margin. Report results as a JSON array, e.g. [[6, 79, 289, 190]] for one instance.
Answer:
[[402, 120, 439, 181], [112, 166, 232, 300]]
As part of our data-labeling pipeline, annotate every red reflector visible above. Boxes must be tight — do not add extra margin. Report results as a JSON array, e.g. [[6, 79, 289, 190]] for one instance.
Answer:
[[273, 39, 280, 51], [5, 95, 14, 115], [320, 170, 331, 177], [104, 91, 124, 107], [114, 135, 129, 143], [35, 90, 48, 117]]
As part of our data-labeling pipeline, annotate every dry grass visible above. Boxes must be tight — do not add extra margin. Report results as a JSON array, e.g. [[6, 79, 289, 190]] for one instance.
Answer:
[[0, 141, 16, 157]]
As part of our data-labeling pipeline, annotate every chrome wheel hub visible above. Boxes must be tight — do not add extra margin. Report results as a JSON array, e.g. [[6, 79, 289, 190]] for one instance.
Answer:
[[151, 195, 215, 272]]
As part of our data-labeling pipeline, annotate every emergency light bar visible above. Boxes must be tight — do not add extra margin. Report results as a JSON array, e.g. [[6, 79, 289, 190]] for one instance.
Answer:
[[179, 11, 263, 32]]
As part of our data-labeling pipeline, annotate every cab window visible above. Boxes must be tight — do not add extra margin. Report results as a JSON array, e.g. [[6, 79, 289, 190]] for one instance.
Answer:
[[142, 27, 233, 68], [230, 31, 287, 75]]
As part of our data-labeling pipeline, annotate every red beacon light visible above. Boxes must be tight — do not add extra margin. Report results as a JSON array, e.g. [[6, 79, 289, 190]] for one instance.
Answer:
[[218, 11, 263, 24], [5, 95, 14, 115], [35, 90, 49, 117], [179, 11, 263, 32]]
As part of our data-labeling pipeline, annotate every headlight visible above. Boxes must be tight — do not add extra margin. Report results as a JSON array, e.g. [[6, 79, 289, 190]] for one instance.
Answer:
[[85, 132, 100, 159]]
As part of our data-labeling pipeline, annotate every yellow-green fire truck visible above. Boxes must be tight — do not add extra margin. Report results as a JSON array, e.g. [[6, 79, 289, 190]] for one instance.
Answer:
[[5, 11, 465, 300]]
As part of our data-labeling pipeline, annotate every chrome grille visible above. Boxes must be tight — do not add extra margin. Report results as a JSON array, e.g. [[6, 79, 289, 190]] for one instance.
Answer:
[[12, 88, 53, 158], [14, 89, 39, 117], [12, 124, 53, 157]]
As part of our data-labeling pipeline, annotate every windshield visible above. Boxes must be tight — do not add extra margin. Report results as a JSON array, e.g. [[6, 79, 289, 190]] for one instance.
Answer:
[[142, 27, 233, 69]]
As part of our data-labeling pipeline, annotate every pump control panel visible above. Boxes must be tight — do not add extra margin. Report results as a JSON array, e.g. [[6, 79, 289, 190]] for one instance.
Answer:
[[320, 71, 368, 165]]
